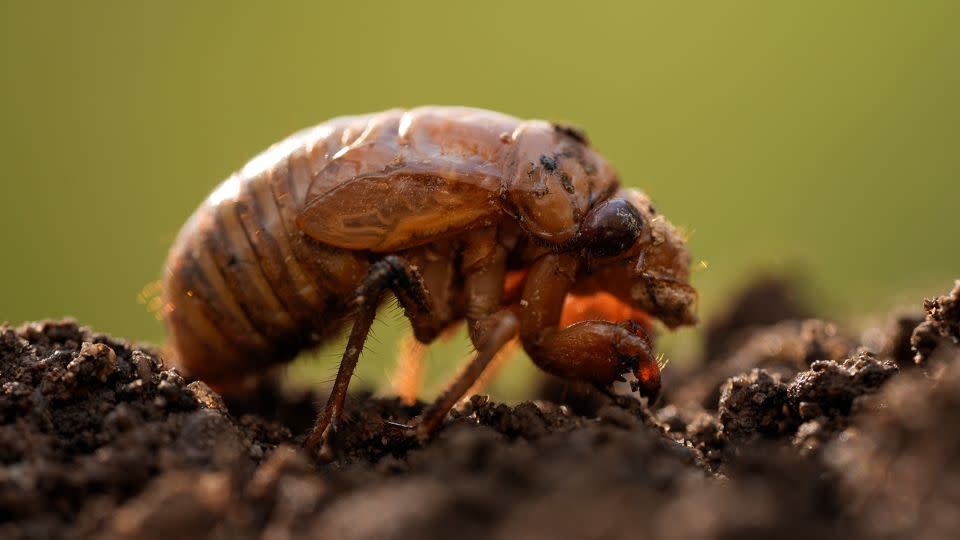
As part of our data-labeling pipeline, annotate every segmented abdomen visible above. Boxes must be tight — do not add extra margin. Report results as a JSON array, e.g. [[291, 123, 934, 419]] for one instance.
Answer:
[[162, 107, 528, 386], [163, 117, 374, 385]]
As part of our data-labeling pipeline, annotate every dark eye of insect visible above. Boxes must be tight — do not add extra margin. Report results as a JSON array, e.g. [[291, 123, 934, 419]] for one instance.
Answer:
[[581, 198, 645, 257]]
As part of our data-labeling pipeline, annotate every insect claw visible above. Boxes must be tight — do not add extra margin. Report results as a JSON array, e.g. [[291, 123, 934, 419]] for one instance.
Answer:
[[655, 353, 671, 371]]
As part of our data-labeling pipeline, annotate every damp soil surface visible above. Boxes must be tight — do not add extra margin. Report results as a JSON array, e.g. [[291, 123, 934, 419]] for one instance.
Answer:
[[2, 280, 960, 540]]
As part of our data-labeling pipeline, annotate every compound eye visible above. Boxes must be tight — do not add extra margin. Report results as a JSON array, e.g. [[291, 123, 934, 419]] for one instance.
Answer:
[[581, 198, 644, 257]]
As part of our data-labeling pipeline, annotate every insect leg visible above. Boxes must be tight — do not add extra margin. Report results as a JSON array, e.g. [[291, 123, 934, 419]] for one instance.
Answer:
[[415, 309, 518, 438], [560, 291, 654, 337], [304, 255, 429, 455], [518, 253, 661, 400], [389, 242, 464, 404], [403, 242, 458, 342], [464, 336, 519, 397], [414, 228, 517, 437], [461, 228, 508, 346], [392, 332, 426, 406]]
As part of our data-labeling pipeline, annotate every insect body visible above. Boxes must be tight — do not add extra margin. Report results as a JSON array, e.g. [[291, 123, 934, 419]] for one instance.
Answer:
[[162, 106, 698, 452]]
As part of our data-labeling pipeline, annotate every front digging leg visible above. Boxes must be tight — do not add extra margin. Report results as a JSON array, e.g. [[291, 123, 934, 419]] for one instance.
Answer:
[[519, 253, 662, 401]]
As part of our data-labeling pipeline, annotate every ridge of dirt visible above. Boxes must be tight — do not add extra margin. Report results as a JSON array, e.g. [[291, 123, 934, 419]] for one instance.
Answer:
[[911, 280, 960, 364], [2, 279, 960, 539]]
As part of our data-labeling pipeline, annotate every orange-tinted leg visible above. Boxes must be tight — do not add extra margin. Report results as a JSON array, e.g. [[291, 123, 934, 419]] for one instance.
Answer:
[[415, 228, 518, 437], [416, 310, 518, 437], [390, 242, 463, 406], [560, 290, 654, 340], [392, 332, 427, 406], [465, 336, 519, 397], [519, 253, 661, 400], [391, 324, 462, 405]]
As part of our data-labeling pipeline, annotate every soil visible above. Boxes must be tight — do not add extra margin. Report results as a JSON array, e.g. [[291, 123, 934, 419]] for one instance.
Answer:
[[2, 279, 960, 540]]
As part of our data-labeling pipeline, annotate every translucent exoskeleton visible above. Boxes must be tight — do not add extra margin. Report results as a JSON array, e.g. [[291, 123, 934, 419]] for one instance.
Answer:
[[162, 106, 698, 455]]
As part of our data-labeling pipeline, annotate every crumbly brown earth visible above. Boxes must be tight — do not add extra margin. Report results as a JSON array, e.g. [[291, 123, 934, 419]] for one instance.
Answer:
[[2, 280, 960, 540]]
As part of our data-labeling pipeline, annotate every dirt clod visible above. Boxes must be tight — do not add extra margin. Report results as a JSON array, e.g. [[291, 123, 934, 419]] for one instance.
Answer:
[[911, 280, 960, 364], [787, 351, 897, 419], [718, 368, 794, 443]]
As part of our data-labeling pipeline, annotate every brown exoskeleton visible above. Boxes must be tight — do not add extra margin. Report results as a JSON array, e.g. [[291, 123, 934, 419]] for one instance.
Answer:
[[161, 106, 698, 454]]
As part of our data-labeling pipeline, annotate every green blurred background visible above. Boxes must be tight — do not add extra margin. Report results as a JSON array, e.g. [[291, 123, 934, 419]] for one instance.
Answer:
[[2, 1, 957, 398]]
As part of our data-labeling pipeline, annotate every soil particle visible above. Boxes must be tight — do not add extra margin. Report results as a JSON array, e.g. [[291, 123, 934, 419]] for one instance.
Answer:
[[685, 412, 725, 465], [861, 314, 926, 368], [911, 280, 960, 364], [718, 368, 795, 443], [787, 351, 897, 420]]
